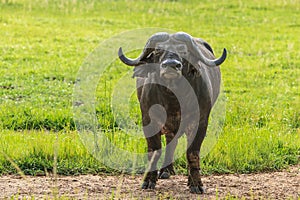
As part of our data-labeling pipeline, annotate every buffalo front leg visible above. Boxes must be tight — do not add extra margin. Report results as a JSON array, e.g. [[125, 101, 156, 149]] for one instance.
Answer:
[[186, 123, 207, 194], [142, 134, 162, 189], [159, 130, 177, 179]]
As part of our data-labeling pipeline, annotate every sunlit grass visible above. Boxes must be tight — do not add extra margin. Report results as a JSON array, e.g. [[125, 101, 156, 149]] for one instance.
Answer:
[[0, 0, 299, 176]]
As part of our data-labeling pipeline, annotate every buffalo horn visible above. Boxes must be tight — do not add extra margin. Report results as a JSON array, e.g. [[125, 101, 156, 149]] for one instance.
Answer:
[[173, 32, 227, 67], [119, 32, 170, 66], [195, 46, 227, 67]]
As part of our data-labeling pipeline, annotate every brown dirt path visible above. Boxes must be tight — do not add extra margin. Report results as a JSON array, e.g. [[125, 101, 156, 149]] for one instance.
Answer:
[[0, 165, 299, 199]]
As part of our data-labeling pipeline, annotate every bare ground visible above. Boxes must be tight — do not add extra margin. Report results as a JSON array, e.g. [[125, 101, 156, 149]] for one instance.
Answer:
[[0, 165, 299, 199]]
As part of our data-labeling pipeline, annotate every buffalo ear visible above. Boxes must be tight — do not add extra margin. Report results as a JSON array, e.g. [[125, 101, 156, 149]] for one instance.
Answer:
[[184, 63, 201, 77], [132, 64, 156, 78], [194, 38, 215, 55], [132, 52, 156, 78], [202, 41, 214, 55]]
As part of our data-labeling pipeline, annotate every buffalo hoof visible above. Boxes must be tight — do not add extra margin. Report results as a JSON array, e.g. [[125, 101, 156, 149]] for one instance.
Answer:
[[190, 186, 205, 194], [141, 181, 156, 190], [158, 171, 170, 179], [158, 166, 175, 179]]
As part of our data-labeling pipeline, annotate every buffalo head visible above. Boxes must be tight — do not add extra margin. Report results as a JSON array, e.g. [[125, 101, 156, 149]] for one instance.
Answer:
[[119, 32, 227, 81]]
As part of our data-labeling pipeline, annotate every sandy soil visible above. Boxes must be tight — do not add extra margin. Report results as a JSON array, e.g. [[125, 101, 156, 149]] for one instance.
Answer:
[[0, 165, 299, 199]]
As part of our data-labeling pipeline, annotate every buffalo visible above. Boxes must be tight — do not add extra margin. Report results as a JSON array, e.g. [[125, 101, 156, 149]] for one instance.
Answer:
[[118, 32, 227, 194]]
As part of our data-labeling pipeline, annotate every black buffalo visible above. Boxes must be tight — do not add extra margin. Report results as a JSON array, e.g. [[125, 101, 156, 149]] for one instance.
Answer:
[[118, 32, 227, 194]]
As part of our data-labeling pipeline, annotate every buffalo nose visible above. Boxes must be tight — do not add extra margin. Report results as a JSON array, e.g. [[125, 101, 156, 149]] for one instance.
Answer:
[[161, 59, 182, 70]]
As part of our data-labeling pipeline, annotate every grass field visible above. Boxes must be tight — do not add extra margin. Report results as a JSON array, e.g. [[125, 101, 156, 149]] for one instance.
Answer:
[[0, 0, 299, 177]]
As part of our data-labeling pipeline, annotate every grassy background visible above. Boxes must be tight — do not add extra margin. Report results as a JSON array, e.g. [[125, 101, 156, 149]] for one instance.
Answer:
[[0, 0, 299, 175]]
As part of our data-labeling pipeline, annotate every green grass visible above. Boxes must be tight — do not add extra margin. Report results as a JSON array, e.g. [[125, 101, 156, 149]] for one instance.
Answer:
[[0, 130, 108, 175], [0, 0, 299, 176]]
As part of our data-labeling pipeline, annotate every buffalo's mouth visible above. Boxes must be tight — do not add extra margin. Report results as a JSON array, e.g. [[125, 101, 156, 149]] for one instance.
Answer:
[[160, 59, 183, 80], [162, 72, 180, 79]]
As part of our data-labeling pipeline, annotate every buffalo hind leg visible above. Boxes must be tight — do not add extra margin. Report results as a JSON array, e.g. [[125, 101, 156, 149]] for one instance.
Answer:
[[186, 123, 207, 194], [142, 134, 161, 189], [159, 131, 177, 179]]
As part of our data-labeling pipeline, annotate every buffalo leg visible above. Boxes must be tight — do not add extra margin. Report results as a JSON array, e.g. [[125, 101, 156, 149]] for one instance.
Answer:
[[186, 122, 207, 194], [142, 133, 162, 189], [159, 131, 177, 179]]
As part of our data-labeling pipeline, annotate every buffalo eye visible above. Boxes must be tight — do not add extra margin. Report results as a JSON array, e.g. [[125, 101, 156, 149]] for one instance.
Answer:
[[176, 44, 188, 56], [155, 48, 164, 55]]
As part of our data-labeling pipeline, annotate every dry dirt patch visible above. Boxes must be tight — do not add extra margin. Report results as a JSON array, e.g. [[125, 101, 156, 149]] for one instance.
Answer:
[[0, 165, 299, 199]]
